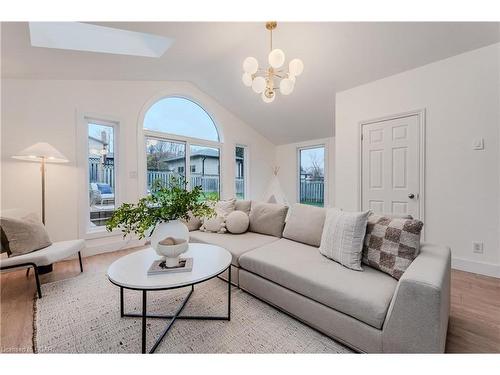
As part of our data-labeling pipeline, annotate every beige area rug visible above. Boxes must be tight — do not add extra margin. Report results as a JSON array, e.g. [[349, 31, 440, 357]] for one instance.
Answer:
[[34, 271, 352, 353]]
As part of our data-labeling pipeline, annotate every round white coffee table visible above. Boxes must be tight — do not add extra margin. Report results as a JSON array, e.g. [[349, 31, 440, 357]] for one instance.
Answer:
[[107, 243, 232, 354]]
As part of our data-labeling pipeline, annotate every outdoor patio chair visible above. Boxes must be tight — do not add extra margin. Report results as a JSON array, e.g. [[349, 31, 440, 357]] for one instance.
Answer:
[[90, 182, 114, 205]]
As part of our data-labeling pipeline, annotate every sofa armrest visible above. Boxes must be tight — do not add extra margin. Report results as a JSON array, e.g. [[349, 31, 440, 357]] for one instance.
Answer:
[[382, 242, 451, 353]]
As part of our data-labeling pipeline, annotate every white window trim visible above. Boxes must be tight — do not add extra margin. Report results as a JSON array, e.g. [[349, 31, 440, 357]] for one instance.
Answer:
[[137, 95, 224, 198], [76, 111, 123, 239], [296, 143, 329, 207], [235, 144, 249, 200], [141, 130, 224, 197]]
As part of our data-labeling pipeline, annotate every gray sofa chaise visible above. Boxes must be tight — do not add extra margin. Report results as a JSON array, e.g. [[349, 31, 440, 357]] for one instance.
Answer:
[[189, 201, 451, 353]]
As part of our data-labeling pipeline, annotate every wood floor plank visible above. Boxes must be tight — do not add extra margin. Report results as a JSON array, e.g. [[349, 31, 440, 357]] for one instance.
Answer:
[[1, 248, 499, 353]]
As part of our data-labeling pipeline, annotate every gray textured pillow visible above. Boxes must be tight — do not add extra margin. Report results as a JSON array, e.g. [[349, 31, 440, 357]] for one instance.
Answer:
[[249, 201, 288, 238], [283, 203, 326, 247], [226, 210, 250, 234], [0, 213, 52, 256], [362, 215, 423, 280], [234, 200, 251, 215], [319, 208, 370, 271]]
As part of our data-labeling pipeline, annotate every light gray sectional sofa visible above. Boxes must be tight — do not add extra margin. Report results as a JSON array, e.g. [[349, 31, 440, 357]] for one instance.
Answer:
[[189, 201, 451, 353]]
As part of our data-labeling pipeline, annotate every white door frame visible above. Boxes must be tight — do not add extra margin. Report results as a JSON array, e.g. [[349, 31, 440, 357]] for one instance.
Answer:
[[358, 109, 426, 227]]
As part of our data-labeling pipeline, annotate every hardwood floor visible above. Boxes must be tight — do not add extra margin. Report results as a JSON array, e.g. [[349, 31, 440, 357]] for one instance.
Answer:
[[1, 248, 499, 353]]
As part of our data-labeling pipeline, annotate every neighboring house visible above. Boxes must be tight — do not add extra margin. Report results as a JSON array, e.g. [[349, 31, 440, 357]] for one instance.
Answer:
[[166, 148, 220, 175]]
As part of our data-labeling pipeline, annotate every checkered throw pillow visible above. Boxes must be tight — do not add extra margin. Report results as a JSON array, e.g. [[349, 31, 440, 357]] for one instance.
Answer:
[[362, 215, 423, 280]]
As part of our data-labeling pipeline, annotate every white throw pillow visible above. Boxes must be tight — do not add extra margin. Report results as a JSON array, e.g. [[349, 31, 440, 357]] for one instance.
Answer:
[[199, 198, 236, 234], [226, 211, 249, 234], [319, 208, 371, 271], [200, 215, 227, 233], [214, 198, 236, 216]]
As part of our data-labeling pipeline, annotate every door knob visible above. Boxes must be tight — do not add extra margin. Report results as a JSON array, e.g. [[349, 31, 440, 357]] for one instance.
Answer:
[[408, 193, 415, 199]]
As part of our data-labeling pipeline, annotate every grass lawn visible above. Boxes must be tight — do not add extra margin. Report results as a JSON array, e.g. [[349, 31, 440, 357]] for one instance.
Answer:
[[300, 200, 324, 207]]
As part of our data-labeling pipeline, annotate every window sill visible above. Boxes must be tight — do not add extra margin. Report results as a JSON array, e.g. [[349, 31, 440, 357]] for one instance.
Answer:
[[82, 226, 124, 240]]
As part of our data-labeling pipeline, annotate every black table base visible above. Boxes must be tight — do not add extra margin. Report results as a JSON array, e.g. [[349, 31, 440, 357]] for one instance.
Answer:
[[118, 266, 231, 354]]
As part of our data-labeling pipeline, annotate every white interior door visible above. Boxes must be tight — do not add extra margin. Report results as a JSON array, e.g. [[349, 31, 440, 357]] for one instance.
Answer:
[[361, 114, 421, 218]]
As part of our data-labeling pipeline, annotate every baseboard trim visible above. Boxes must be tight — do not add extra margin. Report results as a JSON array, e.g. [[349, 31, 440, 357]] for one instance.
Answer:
[[452, 257, 500, 278], [74, 236, 147, 258]]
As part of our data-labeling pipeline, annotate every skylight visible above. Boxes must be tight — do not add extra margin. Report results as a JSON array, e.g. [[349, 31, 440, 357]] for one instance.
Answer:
[[29, 22, 173, 58]]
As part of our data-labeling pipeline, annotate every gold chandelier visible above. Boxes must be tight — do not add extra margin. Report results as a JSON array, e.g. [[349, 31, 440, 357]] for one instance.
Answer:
[[242, 21, 304, 103]]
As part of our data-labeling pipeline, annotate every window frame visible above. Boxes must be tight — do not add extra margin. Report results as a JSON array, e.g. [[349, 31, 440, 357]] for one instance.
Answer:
[[235, 144, 249, 200], [142, 96, 221, 143], [139, 96, 223, 198], [297, 144, 328, 207], [77, 113, 122, 239]]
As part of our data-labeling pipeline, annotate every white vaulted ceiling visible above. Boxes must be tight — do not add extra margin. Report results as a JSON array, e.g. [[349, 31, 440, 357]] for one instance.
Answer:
[[2, 22, 499, 144]]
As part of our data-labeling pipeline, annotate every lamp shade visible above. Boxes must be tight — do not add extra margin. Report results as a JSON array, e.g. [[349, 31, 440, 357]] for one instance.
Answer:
[[12, 142, 69, 163]]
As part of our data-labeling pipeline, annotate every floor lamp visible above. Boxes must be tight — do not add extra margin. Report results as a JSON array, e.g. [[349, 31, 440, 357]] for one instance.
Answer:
[[12, 142, 69, 225]]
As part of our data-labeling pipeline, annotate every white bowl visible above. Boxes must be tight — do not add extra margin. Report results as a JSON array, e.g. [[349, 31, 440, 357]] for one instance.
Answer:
[[154, 239, 189, 267]]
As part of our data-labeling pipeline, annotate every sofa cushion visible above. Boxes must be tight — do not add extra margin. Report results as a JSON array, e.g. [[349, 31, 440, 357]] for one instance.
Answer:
[[319, 208, 370, 271], [235, 200, 251, 215], [239, 238, 398, 329], [226, 211, 249, 234], [0, 239, 85, 268], [200, 198, 236, 233], [249, 201, 288, 238], [182, 212, 202, 232], [362, 215, 423, 280], [189, 230, 280, 267], [283, 203, 326, 247]]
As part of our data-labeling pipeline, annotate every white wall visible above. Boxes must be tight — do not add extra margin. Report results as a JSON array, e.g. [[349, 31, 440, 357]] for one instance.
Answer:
[[1, 79, 276, 252], [335, 43, 500, 277], [276, 137, 335, 206]]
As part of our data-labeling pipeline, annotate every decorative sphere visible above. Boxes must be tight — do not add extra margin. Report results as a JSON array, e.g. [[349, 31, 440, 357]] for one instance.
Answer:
[[261, 90, 275, 103], [252, 76, 266, 93], [243, 57, 258, 74], [268, 49, 285, 68], [279, 78, 294, 95], [242, 72, 253, 87], [289, 58, 304, 76]]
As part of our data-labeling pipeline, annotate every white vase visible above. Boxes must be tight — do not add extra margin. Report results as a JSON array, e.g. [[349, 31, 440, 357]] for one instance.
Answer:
[[150, 220, 190, 266]]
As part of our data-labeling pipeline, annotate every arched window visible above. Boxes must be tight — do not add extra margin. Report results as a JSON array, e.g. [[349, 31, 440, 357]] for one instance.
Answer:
[[143, 97, 219, 142], [142, 97, 221, 199]]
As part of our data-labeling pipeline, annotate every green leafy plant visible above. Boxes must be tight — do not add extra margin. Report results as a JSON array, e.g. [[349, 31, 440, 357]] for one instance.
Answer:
[[106, 177, 215, 239]]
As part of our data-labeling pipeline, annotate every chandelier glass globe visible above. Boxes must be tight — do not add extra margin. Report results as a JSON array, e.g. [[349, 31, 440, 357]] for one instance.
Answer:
[[243, 57, 258, 74], [242, 72, 253, 87], [251, 76, 266, 93], [289, 58, 304, 76], [279, 78, 294, 95], [268, 49, 285, 69], [261, 90, 275, 103]]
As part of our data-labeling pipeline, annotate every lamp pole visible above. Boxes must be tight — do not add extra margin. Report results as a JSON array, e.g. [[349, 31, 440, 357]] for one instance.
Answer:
[[41, 156, 46, 225]]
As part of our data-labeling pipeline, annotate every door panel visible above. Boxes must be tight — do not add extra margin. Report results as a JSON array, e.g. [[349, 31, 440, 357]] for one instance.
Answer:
[[369, 150, 383, 189], [392, 147, 407, 189], [362, 114, 420, 218]]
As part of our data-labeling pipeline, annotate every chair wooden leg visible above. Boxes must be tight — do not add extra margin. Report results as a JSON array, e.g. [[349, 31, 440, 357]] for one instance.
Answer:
[[78, 251, 83, 272]]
